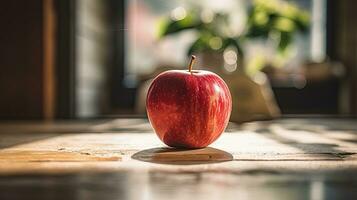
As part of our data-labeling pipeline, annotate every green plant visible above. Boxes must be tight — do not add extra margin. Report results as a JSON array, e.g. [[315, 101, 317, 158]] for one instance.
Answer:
[[246, 0, 309, 54], [158, 0, 309, 69], [158, 11, 244, 56]]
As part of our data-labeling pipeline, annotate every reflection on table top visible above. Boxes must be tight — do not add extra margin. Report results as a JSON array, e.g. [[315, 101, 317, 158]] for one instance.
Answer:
[[0, 117, 356, 200]]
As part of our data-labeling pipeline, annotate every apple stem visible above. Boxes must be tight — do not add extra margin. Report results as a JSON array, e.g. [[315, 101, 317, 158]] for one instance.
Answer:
[[188, 55, 196, 73]]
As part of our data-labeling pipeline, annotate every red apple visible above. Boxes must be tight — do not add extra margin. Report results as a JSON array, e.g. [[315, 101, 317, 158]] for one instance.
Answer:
[[146, 55, 232, 148]]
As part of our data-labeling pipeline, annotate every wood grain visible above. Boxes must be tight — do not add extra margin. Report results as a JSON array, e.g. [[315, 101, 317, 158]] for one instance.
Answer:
[[0, 118, 356, 175]]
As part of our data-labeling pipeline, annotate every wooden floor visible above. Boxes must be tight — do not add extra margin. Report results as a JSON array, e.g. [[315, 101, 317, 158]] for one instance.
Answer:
[[0, 118, 356, 199]]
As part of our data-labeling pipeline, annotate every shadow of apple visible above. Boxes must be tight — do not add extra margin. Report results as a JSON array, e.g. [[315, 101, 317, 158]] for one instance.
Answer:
[[131, 147, 233, 165]]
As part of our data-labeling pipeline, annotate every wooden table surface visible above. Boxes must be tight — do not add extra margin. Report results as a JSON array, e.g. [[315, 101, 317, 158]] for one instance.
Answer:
[[0, 118, 356, 200]]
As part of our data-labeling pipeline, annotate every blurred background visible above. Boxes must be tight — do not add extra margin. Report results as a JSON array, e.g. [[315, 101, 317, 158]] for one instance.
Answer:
[[0, 0, 356, 121]]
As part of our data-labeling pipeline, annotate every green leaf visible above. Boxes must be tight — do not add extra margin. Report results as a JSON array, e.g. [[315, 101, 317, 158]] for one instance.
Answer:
[[295, 11, 310, 33], [278, 32, 292, 54], [187, 35, 210, 56], [159, 14, 202, 37], [273, 17, 296, 33]]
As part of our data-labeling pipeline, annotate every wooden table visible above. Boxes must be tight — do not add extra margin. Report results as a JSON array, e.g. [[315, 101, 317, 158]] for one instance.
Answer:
[[0, 118, 356, 200]]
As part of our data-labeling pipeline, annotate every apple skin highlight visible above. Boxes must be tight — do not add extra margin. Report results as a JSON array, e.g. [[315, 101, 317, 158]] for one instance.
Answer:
[[146, 70, 232, 148]]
